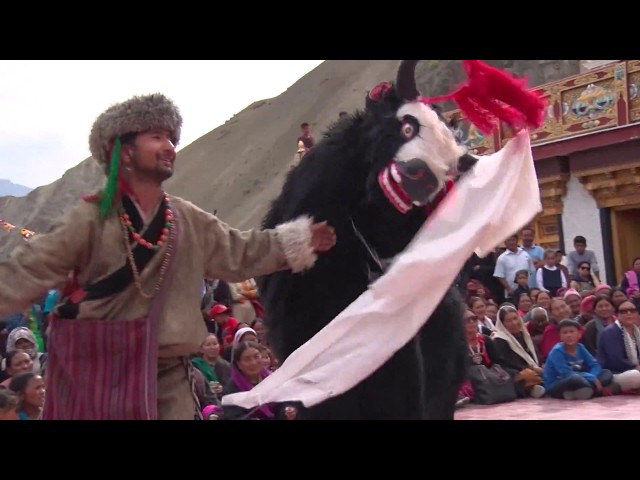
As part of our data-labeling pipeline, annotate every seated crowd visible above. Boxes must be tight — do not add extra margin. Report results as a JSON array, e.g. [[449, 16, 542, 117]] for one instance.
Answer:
[[457, 230, 640, 407]]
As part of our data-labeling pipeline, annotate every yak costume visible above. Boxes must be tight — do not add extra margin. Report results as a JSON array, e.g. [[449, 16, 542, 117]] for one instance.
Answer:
[[0, 93, 324, 420], [223, 60, 545, 419]]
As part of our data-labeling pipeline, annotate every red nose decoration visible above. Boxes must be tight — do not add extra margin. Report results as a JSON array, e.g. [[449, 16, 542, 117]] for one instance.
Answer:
[[420, 60, 546, 135]]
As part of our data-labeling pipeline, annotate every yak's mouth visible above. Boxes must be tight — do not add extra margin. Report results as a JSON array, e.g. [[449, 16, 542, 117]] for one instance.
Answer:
[[378, 159, 444, 214]]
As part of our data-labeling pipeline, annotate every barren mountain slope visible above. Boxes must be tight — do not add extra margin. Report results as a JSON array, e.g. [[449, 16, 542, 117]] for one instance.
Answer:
[[0, 60, 579, 260]]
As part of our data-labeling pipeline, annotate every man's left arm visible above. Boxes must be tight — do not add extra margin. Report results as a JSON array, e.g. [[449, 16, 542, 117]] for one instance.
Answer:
[[200, 210, 334, 283]]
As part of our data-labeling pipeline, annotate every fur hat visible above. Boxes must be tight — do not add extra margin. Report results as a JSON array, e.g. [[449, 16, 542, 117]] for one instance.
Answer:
[[89, 93, 182, 168]]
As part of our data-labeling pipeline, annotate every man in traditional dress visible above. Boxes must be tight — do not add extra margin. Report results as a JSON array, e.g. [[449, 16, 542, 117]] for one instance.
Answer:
[[0, 93, 336, 420]]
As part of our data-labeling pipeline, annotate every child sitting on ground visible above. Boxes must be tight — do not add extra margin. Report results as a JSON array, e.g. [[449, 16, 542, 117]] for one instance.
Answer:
[[543, 319, 617, 400]]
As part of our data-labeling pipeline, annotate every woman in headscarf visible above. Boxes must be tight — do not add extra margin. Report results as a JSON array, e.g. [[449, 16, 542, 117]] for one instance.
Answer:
[[221, 327, 258, 362], [221, 341, 299, 420], [3, 327, 46, 375], [492, 305, 545, 398]]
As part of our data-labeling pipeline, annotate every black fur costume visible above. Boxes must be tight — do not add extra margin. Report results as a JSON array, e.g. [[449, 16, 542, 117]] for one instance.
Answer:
[[259, 61, 474, 419]]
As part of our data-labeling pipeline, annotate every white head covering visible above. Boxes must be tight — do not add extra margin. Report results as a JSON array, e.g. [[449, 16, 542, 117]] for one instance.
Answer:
[[230, 327, 258, 363], [6, 327, 37, 358], [233, 327, 257, 346], [493, 305, 539, 368]]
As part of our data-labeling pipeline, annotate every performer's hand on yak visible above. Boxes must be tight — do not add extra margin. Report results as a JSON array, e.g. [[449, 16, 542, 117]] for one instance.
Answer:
[[309, 221, 336, 252]]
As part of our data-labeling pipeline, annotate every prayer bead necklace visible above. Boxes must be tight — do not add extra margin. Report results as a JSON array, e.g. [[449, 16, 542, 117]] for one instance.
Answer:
[[119, 194, 173, 250]]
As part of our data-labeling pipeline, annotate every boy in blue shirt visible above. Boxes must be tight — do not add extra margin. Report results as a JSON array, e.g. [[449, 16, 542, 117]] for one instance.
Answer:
[[544, 319, 616, 400]]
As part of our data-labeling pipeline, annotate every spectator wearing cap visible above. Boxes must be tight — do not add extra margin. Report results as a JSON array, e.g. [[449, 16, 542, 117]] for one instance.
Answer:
[[577, 295, 595, 326], [210, 304, 238, 350], [564, 289, 582, 319], [595, 284, 612, 298]]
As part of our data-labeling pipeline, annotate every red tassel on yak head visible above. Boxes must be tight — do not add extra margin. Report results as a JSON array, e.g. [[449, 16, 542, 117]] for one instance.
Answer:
[[420, 60, 546, 135]]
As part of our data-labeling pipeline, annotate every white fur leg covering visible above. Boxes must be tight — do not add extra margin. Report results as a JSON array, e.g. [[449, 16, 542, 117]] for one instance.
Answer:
[[275, 216, 318, 273]]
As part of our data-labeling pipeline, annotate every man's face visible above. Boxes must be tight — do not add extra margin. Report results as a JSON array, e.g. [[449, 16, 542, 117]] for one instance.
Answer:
[[127, 128, 176, 183], [574, 242, 586, 255], [505, 237, 518, 251], [521, 229, 534, 247]]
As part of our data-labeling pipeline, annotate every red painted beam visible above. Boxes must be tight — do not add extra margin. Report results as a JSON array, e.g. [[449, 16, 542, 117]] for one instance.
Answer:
[[532, 123, 640, 160]]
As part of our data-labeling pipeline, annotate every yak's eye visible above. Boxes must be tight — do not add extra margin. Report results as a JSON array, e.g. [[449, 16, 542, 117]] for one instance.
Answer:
[[401, 116, 419, 140]]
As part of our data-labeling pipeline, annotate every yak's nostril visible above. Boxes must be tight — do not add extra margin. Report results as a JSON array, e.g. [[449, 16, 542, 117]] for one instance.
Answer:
[[405, 165, 424, 179]]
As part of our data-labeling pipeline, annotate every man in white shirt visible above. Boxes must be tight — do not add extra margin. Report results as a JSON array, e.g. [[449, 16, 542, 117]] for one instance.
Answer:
[[493, 234, 533, 302]]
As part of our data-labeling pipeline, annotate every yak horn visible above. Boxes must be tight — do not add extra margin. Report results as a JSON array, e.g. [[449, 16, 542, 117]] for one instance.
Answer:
[[396, 60, 420, 101]]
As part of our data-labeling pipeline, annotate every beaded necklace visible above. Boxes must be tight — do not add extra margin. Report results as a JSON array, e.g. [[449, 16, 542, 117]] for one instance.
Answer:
[[119, 193, 173, 251], [118, 193, 175, 299]]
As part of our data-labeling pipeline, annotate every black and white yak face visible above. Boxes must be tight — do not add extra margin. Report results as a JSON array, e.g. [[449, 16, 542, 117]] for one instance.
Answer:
[[369, 60, 477, 214], [388, 101, 466, 207]]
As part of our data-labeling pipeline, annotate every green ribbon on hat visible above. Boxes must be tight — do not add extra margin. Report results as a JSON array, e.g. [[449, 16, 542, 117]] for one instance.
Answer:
[[99, 137, 122, 218]]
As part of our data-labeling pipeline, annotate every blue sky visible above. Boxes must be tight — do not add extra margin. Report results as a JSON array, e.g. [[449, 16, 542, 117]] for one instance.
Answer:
[[0, 60, 324, 189]]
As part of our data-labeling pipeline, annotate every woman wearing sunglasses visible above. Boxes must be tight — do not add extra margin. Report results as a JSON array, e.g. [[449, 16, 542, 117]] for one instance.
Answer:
[[597, 300, 640, 393]]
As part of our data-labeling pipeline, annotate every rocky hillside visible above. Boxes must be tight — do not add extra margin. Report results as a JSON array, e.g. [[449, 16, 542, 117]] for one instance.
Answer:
[[0, 60, 580, 260]]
